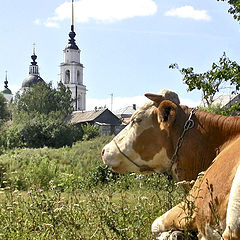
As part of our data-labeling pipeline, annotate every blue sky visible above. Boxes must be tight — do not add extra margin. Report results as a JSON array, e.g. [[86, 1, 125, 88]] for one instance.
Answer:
[[0, 0, 240, 110]]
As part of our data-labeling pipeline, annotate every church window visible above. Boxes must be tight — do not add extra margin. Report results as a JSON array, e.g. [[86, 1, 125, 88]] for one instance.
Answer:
[[77, 70, 81, 84], [65, 70, 70, 84], [78, 95, 81, 110]]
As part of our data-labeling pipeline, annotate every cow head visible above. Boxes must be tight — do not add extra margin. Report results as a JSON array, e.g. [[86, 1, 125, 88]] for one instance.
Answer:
[[102, 90, 184, 180]]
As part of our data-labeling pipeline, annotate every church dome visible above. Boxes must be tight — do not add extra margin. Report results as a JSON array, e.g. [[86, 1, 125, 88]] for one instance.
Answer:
[[1, 71, 12, 95], [1, 87, 12, 94], [65, 25, 79, 50], [22, 45, 45, 88], [22, 75, 45, 88]]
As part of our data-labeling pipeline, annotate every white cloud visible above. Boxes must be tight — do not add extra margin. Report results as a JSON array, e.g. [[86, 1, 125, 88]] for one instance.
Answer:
[[34, 19, 41, 25], [44, 19, 60, 28], [165, 6, 211, 21], [46, 0, 157, 26]]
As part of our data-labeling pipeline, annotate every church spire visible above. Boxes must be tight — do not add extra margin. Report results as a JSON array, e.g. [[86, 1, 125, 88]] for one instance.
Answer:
[[66, 0, 79, 50], [61, 0, 86, 111], [72, 0, 74, 27], [4, 70, 9, 89], [31, 43, 37, 66], [29, 43, 39, 75]]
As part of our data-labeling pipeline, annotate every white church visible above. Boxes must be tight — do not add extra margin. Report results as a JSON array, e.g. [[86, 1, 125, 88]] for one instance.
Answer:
[[59, 3, 87, 111], [2, 0, 87, 111]]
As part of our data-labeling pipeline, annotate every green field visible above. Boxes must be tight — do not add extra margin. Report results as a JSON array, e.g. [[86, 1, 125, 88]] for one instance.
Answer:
[[0, 136, 187, 240]]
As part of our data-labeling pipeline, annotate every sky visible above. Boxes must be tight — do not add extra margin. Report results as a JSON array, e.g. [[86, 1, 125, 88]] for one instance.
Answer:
[[0, 0, 240, 111]]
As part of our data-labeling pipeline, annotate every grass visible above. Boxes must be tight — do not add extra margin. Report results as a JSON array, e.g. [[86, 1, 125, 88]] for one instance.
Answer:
[[0, 136, 187, 240]]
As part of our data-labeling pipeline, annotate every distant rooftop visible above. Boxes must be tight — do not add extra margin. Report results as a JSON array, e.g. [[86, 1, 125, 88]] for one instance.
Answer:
[[67, 109, 106, 124], [200, 93, 240, 107], [114, 104, 137, 116]]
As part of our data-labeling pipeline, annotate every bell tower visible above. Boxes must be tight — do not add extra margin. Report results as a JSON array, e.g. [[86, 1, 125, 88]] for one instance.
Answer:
[[60, 0, 86, 111]]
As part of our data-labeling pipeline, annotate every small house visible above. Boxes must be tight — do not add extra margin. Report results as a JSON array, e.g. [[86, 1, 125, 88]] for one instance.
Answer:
[[66, 108, 124, 135]]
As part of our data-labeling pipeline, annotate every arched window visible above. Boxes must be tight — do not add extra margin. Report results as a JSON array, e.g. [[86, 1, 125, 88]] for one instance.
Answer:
[[77, 70, 81, 84], [78, 94, 81, 110], [65, 70, 70, 84]]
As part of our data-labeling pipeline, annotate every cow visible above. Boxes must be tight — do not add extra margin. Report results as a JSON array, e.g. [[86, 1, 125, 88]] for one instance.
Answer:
[[101, 90, 240, 240]]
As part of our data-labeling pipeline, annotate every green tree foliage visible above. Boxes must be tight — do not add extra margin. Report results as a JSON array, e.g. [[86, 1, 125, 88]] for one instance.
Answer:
[[200, 103, 240, 116], [82, 123, 100, 141], [14, 82, 73, 121], [169, 53, 240, 107], [1, 82, 83, 149], [217, 0, 240, 22], [0, 93, 10, 125]]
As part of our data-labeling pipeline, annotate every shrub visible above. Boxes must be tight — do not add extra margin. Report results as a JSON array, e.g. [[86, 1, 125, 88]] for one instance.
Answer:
[[82, 122, 100, 141], [0, 116, 83, 149]]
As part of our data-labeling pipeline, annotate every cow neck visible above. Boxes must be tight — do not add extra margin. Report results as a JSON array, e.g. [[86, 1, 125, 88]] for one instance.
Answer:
[[197, 110, 240, 152], [167, 108, 196, 180], [113, 139, 154, 173]]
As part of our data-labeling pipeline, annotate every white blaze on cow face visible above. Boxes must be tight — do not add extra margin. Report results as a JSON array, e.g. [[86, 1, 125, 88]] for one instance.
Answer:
[[102, 102, 172, 174]]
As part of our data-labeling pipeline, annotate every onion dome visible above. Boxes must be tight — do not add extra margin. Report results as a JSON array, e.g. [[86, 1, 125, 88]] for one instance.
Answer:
[[22, 45, 45, 88], [22, 75, 45, 88], [65, 25, 79, 50], [1, 71, 12, 94]]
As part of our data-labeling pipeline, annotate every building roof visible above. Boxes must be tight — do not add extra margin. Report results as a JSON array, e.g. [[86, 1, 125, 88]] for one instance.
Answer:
[[1, 87, 12, 94], [67, 109, 107, 124], [67, 108, 122, 126], [22, 75, 45, 88], [200, 93, 240, 107], [2, 71, 12, 95], [22, 46, 45, 88], [114, 105, 137, 116]]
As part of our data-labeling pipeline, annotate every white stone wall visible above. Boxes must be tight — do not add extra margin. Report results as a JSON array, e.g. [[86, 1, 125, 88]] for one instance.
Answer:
[[3, 93, 13, 103], [64, 84, 86, 111], [60, 44, 86, 111], [64, 49, 80, 63]]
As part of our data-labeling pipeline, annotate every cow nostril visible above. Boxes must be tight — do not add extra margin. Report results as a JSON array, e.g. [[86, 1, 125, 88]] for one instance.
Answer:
[[101, 149, 105, 157]]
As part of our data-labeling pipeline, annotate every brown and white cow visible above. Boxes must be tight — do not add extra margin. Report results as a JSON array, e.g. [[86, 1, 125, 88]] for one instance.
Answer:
[[101, 90, 240, 240]]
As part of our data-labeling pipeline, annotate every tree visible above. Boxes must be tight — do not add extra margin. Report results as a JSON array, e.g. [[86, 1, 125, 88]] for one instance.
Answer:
[[14, 82, 73, 121], [169, 53, 240, 107], [0, 93, 10, 125], [217, 0, 240, 21], [3, 82, 83, 149]]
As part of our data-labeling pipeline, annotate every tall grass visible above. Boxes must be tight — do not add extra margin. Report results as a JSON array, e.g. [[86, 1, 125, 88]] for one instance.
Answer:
[[0, 136, 187, 240]]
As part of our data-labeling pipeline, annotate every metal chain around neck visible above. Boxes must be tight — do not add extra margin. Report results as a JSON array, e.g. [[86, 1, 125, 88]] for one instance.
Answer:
[[113, 139, 154, 173], [168, 108, 196, 176], [113, 108, 196, 175]]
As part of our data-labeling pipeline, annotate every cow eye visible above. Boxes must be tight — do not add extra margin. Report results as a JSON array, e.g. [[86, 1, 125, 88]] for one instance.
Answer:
[[133, 118, 142, 124]]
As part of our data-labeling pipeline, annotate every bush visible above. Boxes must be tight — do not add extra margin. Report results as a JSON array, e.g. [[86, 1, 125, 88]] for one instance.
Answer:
[[0, 116, 83, 149], [82, 123, 100, 141], [200, 103, 240, 116], [20, 117, 83, 148]]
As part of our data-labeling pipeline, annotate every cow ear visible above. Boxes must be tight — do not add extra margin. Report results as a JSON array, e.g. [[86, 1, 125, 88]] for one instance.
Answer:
[[158, 100, 177, 126], [145, 93, 164, 106]]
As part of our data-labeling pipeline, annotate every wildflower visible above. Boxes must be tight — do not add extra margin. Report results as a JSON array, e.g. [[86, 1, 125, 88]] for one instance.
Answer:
[[39, 189, 43, 193], [28, 190, 32, 195], [49, 180, 53, 185], [136, 175, 143, 180]]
